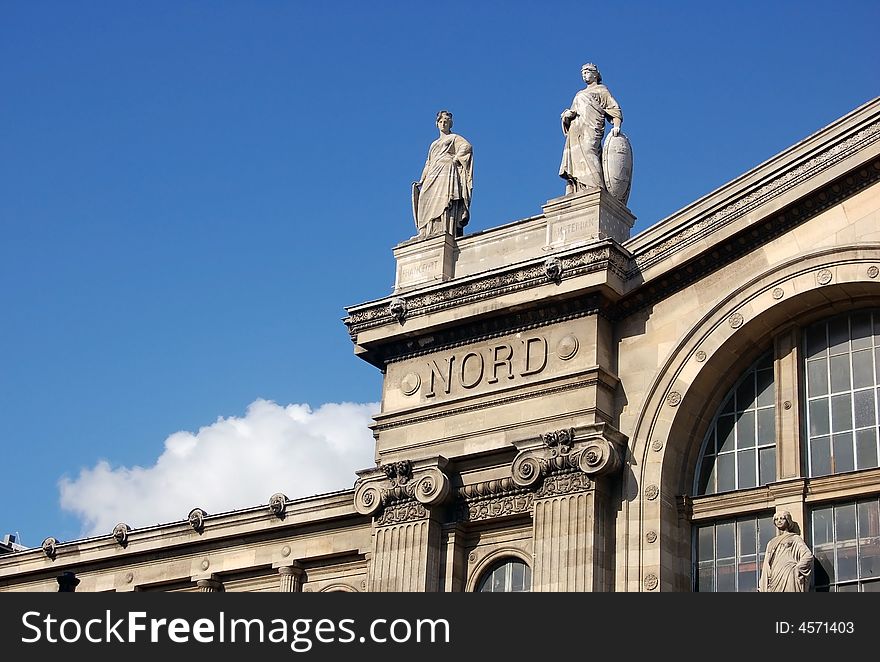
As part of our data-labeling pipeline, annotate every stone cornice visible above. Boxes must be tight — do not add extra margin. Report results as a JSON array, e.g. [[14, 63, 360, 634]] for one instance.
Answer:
[[614, 155, 880, 320], [344, 241, 630, 341], [805, 467, 880, 502], [628, 99, 880, 272]]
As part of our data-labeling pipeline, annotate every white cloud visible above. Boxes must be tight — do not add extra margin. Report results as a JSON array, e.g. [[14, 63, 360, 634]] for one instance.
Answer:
[[59, 399, 379, 537]]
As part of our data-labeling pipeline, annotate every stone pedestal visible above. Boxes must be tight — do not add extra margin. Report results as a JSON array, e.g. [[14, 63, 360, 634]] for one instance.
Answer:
[[542, 188, 636, 247], [393, 233, 456, 292]]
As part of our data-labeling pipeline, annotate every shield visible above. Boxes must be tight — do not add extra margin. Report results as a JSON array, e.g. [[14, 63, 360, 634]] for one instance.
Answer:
[[411, 182, 421, 229], [602, 132, 633, 206]]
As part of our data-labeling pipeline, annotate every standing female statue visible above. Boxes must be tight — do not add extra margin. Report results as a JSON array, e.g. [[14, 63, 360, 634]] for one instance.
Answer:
[[559, 63, 626, 199], [412, 110, 474, 239], [759, 510, 814, 592]]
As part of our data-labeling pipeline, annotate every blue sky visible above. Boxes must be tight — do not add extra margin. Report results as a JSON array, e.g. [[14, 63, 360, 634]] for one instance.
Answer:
[[1, 1, 878, 546]]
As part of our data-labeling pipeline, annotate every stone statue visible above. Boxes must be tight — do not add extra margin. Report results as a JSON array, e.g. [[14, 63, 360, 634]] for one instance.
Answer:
[[412, 110, 473, 239], [758, 510, 814, 592], [559, 63, 631, 205]]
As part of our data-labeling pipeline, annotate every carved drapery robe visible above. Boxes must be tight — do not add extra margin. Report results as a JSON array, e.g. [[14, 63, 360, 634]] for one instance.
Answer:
[[559, 84, 622, 192], [759, 531, 814, 592], [416, 133, 473, 237]]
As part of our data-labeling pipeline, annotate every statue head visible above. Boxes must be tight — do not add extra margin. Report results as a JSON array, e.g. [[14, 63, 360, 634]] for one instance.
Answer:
[[436, 110, 453, 133], [773, 510, 794, 532], [581, 63, 602, 84]]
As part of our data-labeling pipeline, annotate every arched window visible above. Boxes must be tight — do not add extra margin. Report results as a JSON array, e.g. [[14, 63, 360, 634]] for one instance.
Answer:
[[690, 309, 880, 592], [804, 311, 880, 476], [476, 558, 531, 592], [695, 352, 776, 495]]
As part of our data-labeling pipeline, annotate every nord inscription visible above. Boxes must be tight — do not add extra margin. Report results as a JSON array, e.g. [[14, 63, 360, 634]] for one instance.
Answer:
[[424, 336, 548, 398]]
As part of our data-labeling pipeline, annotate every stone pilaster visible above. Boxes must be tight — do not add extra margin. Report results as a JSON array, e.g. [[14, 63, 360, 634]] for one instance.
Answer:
[[511, 423, 624, 592], [278, 562, 305, 592], [354, 456, 451, 592]]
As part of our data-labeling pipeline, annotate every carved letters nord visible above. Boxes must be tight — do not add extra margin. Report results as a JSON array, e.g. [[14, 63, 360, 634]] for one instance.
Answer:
[[422, 335, 549, 399]]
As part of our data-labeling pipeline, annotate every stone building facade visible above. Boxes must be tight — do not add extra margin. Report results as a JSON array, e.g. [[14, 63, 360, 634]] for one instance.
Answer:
[[2, 97, 879, 593]]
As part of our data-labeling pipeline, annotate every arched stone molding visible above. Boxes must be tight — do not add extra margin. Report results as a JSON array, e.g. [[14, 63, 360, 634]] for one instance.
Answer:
[[621, 245, 880, 592], [465, 547, 532, 593], [319, 583, 358, 592]]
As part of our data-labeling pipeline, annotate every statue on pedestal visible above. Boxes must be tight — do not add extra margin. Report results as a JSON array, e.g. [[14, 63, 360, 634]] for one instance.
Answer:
[[412, 110, 473, 239], [758, 510, 814, 592], [559, 63, 632, 206]]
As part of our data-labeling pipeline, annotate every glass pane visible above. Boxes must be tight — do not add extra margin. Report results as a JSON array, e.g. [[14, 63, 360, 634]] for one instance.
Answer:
[[718, 415, 735, 453], [836, 503, 858, 542], [837, 582, 859, 592], [806, 323, 828, 359], [851, 312, 873, 350], [876, 347, 880, 383], [491, 567, 504, 592], [522, 565, 531, 591], [738, 519, 757, 556], [737, 410, 756, 448], [828, 316, 850, 355], [809, 399, 830, 436], [756, 369, 774, 407], [511, 560, 524, 591], [721, 393, 735, 415], [759, 446, 776, 485], [862, 580, 880, 592], [812, 507, 834, 546], [813, 545, 836, 585], [736, 376, 756, 411], [717, 454, 735, 492], [856, 428, 878, 470], [698, 526, 714, 562], [853, 390, 876, 428], [717, 522, 736, 559], [830, 353, 851, 393], [831, 393, 853, 432], [858, 501, 880, 579], [737, 449, 756, 488], [811, 436, 832, 476], [716, 559, 736, 592], [698, 454, 716, 494], [832, 433, 855, 473], [757, 408, 775, 445], [852, 350, 875, 388], [697, 562, 714, 592], [758, 516, 776, 554], [738, 557, 758, 592], [807, 358, 828, 396]]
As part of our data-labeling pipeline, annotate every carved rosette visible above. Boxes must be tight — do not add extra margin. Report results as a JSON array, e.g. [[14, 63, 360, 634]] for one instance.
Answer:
[[512, 425, 623, 492], [354, 457, 450, 523]]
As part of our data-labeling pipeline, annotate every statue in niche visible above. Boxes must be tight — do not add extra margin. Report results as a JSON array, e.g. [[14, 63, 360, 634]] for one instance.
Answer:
[[559, 63, 632, 205], [412, 110, 473, 239], [758, 510, 814, 592]]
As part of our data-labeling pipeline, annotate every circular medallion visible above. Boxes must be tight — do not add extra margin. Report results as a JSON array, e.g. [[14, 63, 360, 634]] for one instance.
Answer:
[[772, 287, 784, 300], [667, 391, 681, 407], [281, 545, 291, 557], [468, 551, 478, 563], [817, 269, 833, 285], [783, 400, 792, 410], [729, 313, 744, 329], [645, 484, 659, 500], [125, 572, 134, 584], [557, 335, 579, 361], [646, 531, 657, 544], [400, 372, 421, 396], [869, 266, 879, 279], [651, 440, 663, 452], [200, 559, 210, 571], [694, 350, 706, 363], [644, 573, 659, 591]]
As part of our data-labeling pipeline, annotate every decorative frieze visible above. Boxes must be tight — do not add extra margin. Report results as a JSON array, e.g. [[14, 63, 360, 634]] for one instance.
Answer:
[[455, 477, 534, 522]]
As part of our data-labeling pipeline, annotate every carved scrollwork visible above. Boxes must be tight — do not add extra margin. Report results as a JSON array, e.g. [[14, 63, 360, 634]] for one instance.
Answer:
[[511, 452, 544, 488], [375, 501, 427, 526], [576, 438, 621, 476], [414, 468, 450, 506], [354, 482, 383, 516]]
